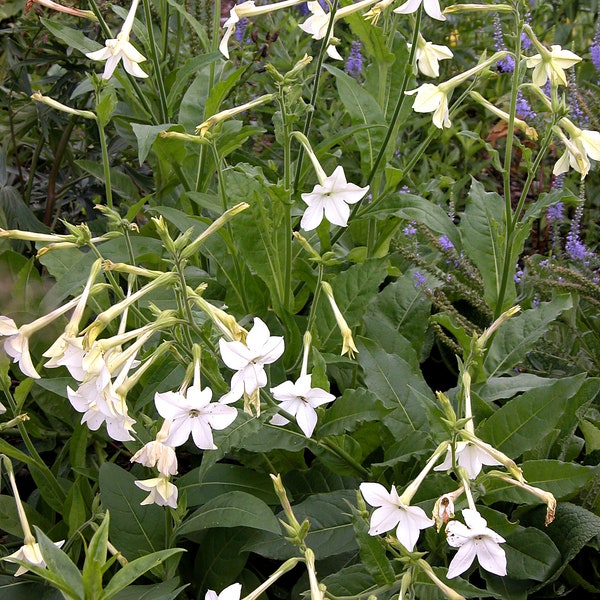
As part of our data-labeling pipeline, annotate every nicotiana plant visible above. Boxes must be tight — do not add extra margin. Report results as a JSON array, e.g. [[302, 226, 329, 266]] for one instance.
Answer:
[[0, 0, 599, 598]]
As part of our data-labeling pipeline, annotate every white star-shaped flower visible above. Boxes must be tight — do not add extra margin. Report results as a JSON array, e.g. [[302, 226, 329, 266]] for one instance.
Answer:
[[359, 482, 434, 551], [4, 539, 65, 577], [405, 83, 451, 129], [434, 441, 503, 479], [135, 475, 178, 508], [299, 1, 330, 39], [86, 0, 148, 79], [205, 583, 242, 600], [154, 385, 237, 450], [300, 166, 369, 230], [269, 374, 335, 437], [394, 0, 445, 21], [526, 45, 581, 88], [446, 508, 507, 578], [553, 121, 600, 179], [410, 33, 453, 78], [219, 317, 285, 401]]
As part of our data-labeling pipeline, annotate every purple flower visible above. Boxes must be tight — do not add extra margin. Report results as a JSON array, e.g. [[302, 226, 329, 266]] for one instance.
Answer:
[[413, 272, 427, 288], [400, 185, 411, 194], [565, 203, 593, 262], [551, 172, 565, 190], [235, 17, 248, 43], [516, 90, 536, 120], [494, 14, 514, 73], [438, 235, 454, 251], [514, 264, 523, 283], [592, 19, 600, 71], [404, 221, 417, 235], [546, 202, 564, 223], [567, 71, 587, 126], [346, 40, 363, 77]]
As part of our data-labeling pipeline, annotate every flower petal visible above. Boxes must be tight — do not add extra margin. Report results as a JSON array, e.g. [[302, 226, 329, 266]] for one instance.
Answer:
[[447, 541, 477, 578]]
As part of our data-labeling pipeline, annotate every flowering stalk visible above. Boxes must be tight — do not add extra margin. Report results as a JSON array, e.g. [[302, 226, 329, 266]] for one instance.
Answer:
[[443, 3, 511, 14], [25, 0, 97, 19], [241, 558, 302, 600], [291, 132, 328, 185], [31, 92, 96, 120], [416, 558, 466, 600], [320, 281, 358, 358], [400, 441, 449, 504]]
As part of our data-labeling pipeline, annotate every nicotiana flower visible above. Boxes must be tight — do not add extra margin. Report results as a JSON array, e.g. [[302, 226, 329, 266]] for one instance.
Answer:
[[219, 0, 304, 59], [359, 482, 434, 551], [135, 475, 178, 509], [394, 0, 445, 21], [301, 166, 369, 230], [86, 0, 148, 79], [410, 32, 453, 78], [205, 583, 242, 600], [523, 25, 581, 88], [219, 317, 285, 401], [446, 508, 507, 578], [406, 52, 509, 129], [154, 383, 237, 450], [131, 422, 178, 475], [553, 119, 600, 179], [270, 374, 335, 437], [4, 539, 65, 577], [434, 441, 503, 479]]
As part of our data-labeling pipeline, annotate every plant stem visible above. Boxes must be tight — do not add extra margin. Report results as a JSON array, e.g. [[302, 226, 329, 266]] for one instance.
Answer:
[[143, 0, 169, 122]]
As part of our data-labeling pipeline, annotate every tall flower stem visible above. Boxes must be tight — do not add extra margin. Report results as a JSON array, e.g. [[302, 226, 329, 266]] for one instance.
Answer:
[[96, 118, 113, 211], [292, 0, 340, 193], [143, 0, 169, 122]]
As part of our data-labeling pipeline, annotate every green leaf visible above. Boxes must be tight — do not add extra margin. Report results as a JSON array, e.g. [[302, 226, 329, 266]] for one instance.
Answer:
[[483, 460, 600, 504], [324, 65, 386, 177], [245, 490, 357, 560], [99, 549, 185, 600], [176, 491, 280, 539], [504, 526, 561, 581], [35, 526, 83, 599], [484, 294, 573, 377], [82, 512, 110, 598], [98, 463, 168, 560], [460, 179, 509, 311], [110, 580, 186, 600], [177, 463, 278, 507], [352, 509, 395, 586], [477, 374, 586, 458], [130, 124, 172, 165], [317, 389, 390, 437], [40, 18, 102, 55], [0, 495, 51, 537]]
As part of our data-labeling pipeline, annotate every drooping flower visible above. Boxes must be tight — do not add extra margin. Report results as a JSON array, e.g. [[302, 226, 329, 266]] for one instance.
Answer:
[[154, 384, 237, 450], [553, 118, 600, 179], [135, 475, 178, 508], [270, 374, 335, 437], [4, 539, 65, 577], [359, 482, 434, 551], [131, 422, 178, 475], [86, 0, 148, 79], [219, 317, 285, 402], [393, 0, 445, 21], [205, 583, 242, 600], [410, 33, 453, 78], [434, 441, 503, 479], [301, 166, 369, 230], [446, 508, 507, 578]]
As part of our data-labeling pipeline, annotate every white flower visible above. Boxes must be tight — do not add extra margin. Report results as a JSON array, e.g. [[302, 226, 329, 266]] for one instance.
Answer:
[[205, 583, 242, 600], [44, 335, 87, 380], [526, 45, 581, 88], [406, 83, 450, 129], [299, 1, 330, 39], [446, 508, 507, 578], [131, 439, 178, 476], [4, 539, 65, 577], [359, 482, 434, 551], [553, 120, 600, 179], [219, 317, 285, 401], [434, 441, 502, 479], [0, 317, 40, 379], [300, 166, 369, 230], [394, 0, 445, 21], [135, 475, 178, 508], [86, 0, 148, 79], [410, 33, 453, 78], [154, 384, 237, 450], [269, 374, 335, 437]]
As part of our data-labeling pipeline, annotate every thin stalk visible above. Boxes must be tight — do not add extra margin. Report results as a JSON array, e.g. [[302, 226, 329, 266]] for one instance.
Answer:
[[279, 91, 294, 312], [24, 137, 44, 206], [143, 0, 169, 122], [97, 119, 113, 211], [292, 0, 340, 193]]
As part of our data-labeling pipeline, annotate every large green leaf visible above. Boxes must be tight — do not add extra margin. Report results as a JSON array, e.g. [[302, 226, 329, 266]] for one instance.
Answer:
[[484, 294, 573, 377], [245, 490, 358, 560], [40, 18, 102, 54], [98, 463, 168, 560], [176, 491, 280, 539], [460, 179, 509, 311], [324, 66, 386, 177], [477, 374, 586, 458]]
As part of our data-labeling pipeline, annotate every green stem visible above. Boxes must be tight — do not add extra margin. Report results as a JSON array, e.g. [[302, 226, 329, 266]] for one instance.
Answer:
[[279, 92, 294, 312], [292, 0, 340, 193], [318, 439, 369, 478], [96, 119, 113, 211], [143, 0, 169, 122]]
